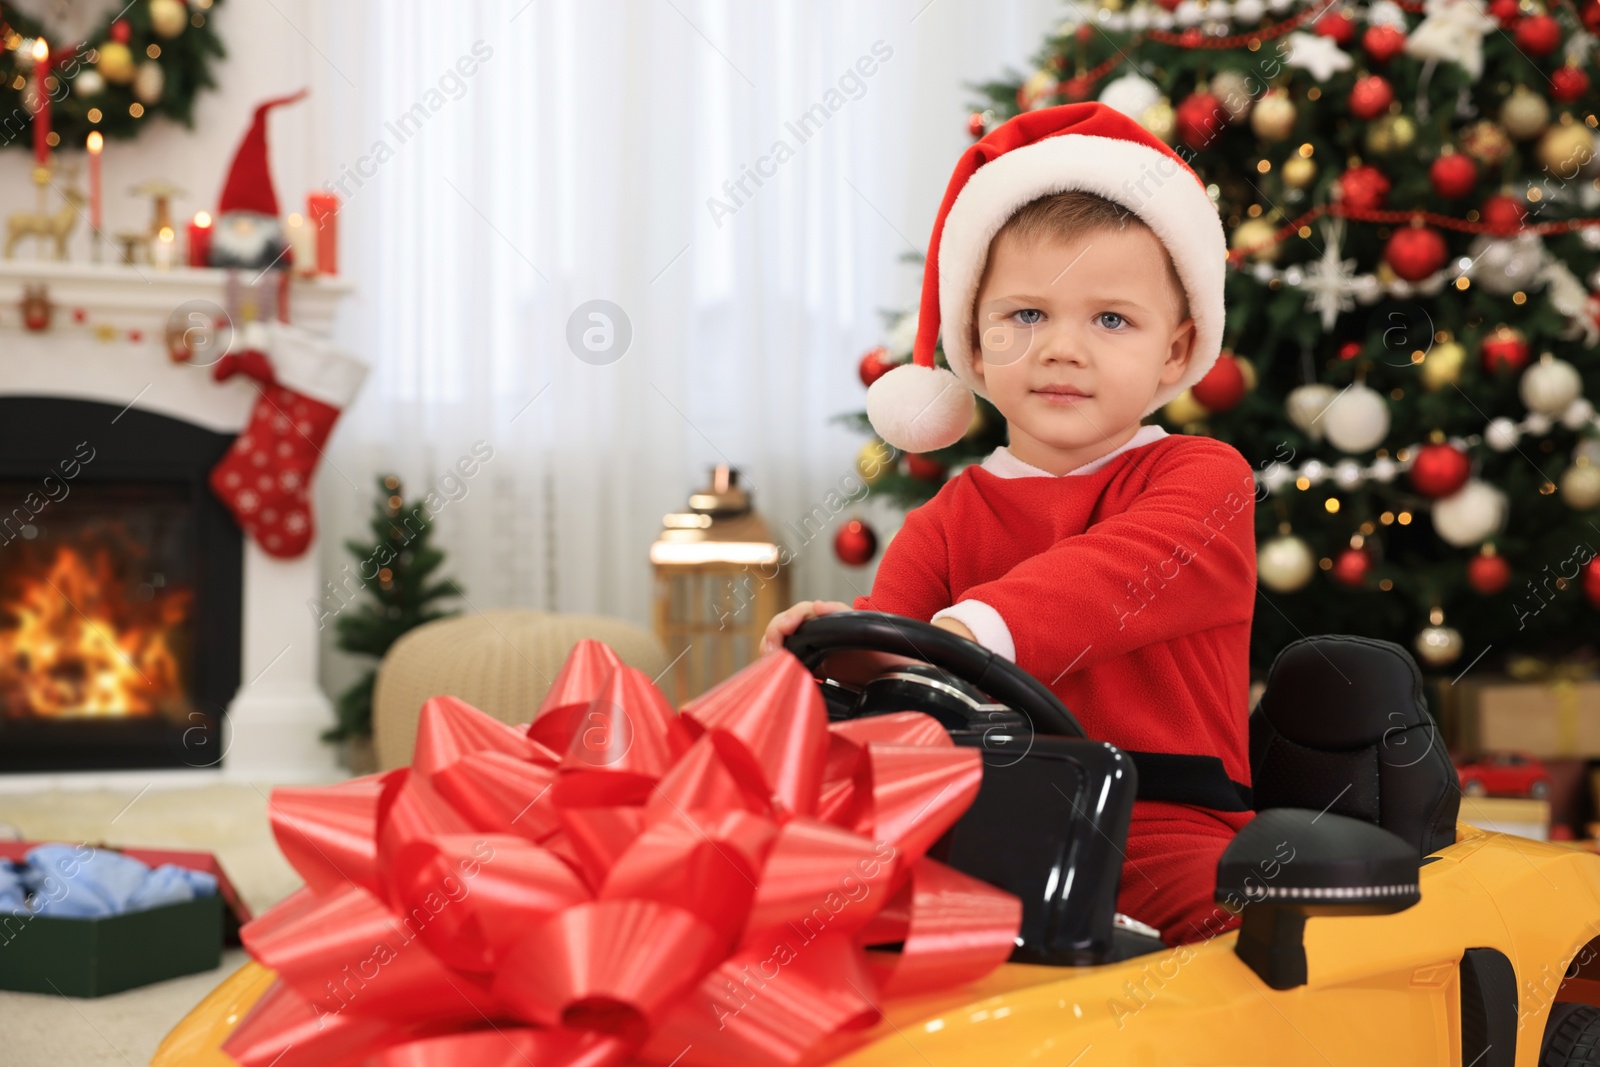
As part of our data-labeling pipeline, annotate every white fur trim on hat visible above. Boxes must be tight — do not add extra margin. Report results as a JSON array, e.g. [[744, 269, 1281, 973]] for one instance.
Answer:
[[936, 134, 1226, 418], [865, 363, 975, 454]]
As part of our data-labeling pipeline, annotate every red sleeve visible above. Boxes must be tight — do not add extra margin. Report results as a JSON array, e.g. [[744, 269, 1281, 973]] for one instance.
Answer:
[[850, 501, 951, 622], [953, 440, 1257, 683]]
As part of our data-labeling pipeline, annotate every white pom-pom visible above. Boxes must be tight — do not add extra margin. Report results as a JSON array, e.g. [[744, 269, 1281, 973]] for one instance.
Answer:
[[865, 363, 975, 455]]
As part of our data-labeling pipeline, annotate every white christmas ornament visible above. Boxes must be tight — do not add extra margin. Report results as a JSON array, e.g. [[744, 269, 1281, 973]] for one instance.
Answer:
[[1466, 233, 1543, 295], [74, 69, 105, 97], [1099, 74, 1164, 121], [1367, 0, 1409, 27], [1564, 398, 1596, 430], [1301, 219, 1360, 330], [1520, 356, 1583, 416], [1282, 31, 1355, 80], [1432, 480, 1507, 546], [1405, 0, 1500, 79], [1322, 383, 1391, 454], [1414, 624, 1464, 666], [1484, 417, 1521, 451], [1259, 535, 1315, 593], [1561, 459, 1600, 510], [1287, 383, 1338, 440]]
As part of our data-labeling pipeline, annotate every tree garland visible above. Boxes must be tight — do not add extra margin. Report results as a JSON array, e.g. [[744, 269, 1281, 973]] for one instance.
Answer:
[[0, 0, 227, 152]]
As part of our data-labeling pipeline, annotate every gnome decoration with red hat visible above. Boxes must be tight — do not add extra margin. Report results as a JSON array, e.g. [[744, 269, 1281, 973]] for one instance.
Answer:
[[864, 103, 1226, 454], [204, 91, 368, 560]]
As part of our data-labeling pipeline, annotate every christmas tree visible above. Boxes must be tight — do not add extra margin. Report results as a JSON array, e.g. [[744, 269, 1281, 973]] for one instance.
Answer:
[[839, 0, 1600, 676], [327, 475, 460, 741]]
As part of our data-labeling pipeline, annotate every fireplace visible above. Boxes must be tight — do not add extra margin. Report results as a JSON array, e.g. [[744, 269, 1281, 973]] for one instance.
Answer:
[[0, 397, 243, 772]]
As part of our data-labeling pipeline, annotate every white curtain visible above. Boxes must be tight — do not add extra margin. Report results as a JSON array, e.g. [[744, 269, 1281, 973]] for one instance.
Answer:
[[308, 0, 1064, 695]]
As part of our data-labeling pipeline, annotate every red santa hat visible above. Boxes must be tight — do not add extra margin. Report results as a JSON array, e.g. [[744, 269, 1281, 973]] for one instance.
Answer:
[[216, 89, 309, 217], [866, 102, 1227, 455]]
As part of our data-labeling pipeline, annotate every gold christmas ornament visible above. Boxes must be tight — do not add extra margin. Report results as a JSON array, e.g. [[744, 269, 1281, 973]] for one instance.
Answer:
[[1250, 89, 1297, 141], [1364, 114, 1416, 156], [1259, 534, 1315, 592], [856, 440, 895, 487], [1163, 389, 1209, 424], [96, 41, 136, 84], [1281, 155, 1317, 189], [1414, 622, 1464, 666], [1211, 70, 1255, 118], [1236, 357, 1258, 392], [1461, 119, 1513, 166], [1140, 99, 1176, 143], [1230, 217, 1280, 263], [1560, 456, 1600, 510], [1499, 85, 1550, 140], [1420, 340, 1465, 391], [1019, 69, 1057, 111], [1536, 118, 1597, 176], [149, 0, 189, 38]]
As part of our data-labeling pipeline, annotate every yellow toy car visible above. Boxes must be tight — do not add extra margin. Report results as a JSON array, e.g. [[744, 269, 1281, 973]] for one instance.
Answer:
[[158, 618, 1600, 1067]]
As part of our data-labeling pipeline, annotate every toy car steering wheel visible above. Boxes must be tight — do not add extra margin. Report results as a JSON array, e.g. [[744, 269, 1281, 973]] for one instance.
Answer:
[[782, 609, 1086, 739]]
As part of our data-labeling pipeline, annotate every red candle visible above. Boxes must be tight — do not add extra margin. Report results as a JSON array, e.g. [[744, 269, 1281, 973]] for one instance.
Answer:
[[86, 131, 103, 233], [306, 192, 339, 275], [31, 38, 51, 166], [187, 211, 213, 267]]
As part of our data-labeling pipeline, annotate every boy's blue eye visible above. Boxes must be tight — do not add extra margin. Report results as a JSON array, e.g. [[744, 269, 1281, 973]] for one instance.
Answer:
[[1012, 308, 1044, 326], [1097, 311, 1127, 330]]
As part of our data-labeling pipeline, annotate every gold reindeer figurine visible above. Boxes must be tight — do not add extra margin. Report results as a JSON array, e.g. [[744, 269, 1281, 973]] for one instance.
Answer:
[[5, 163, 87, 260]]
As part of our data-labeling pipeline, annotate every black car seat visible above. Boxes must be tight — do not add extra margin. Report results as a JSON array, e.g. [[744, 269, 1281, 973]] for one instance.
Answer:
[[1249, 634, 1459, 856]]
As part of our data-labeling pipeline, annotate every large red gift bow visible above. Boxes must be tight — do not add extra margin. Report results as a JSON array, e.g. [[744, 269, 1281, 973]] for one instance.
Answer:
[[223, 642, 1021, 1067]]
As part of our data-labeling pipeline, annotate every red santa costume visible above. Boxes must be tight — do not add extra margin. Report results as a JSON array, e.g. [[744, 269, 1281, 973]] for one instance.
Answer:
[[855, 103, 1254, 946]]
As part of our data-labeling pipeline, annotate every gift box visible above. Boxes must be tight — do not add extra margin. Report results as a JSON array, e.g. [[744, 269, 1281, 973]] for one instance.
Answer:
[[1438, 671, 1600, 759], [0, 842, 251, 997]]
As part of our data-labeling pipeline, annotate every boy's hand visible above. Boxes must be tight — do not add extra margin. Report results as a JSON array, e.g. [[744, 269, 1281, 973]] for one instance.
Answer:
[[759, 600, 853, 657]]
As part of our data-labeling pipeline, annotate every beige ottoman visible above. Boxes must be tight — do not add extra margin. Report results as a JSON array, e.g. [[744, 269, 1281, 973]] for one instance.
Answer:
[[372, 610, 670, 770]]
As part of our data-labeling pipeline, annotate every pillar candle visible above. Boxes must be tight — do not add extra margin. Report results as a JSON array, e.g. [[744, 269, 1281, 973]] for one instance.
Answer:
[[31, 38, 50, 167], [285, 212, 315, 275], [187, 211, 212, 267], [306, 192, 339, 275], [86, 131, 103, 233]]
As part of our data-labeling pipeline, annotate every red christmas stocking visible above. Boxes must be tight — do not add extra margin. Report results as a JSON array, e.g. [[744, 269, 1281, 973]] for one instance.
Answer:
[[208, 323, 367, 558]]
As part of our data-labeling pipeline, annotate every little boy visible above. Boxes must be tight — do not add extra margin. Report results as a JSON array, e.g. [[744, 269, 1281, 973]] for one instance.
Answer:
[[762, 103, 1257, 947]]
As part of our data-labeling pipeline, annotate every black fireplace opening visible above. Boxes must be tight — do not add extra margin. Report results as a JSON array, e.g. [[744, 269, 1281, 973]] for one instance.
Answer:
[[0, 397, 243, 772]]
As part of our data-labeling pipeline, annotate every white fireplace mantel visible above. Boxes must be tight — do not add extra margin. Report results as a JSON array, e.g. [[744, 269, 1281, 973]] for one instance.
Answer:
[[0, 260, 358, 788]]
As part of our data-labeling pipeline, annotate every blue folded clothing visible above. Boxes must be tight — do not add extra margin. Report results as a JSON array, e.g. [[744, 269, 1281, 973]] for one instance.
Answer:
[[5, 844, 218, 918]]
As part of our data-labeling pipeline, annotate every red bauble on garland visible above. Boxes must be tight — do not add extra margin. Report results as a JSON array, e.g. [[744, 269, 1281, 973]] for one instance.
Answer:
[[1480, 194, 1526, 236], [1514, 14, 1562, 55], [1363, 24, 1407, 63], [1552, 65, 1591, 104], [1480, 324, 1530, 373], [905, 453, 947, 481], [1191, 351, 1248, 412], [858, 346, 897, 388], [1337, 164, 1392, 211], [1584, 555, 1600, 608], [1176, 92, 1227, 150], [1349, 75, 1395, 121], [1409, 442, 1471, 498], [1061, 76, 1095, 102], [834, 517, 878, 566], [1468, 549, 1511, 594], [1331, 546, 1373, 587], [1429, 152, 1478, 199], [1384, 222, 1447, 281], [1315, 11, 1357, 44]]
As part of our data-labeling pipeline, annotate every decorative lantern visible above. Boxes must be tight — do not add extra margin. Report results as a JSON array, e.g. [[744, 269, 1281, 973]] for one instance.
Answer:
[[649, 463, 790, 705]]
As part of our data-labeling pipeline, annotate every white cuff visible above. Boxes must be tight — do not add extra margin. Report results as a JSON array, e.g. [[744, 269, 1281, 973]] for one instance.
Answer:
[[931, 600, 1015, 662], [266, 321, 368, 408]]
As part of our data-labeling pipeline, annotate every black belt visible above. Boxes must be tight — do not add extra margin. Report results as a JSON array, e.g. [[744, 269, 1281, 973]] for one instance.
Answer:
[[1122, 750, 1254, 812]]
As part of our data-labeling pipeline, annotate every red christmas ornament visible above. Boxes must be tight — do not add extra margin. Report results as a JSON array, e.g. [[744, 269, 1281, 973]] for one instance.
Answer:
[[1429, 152, 1478, 199], [1552, 65, 1591, 104], [967, 112, 987, 138], [110, 18, 132, 44], [1480, 325, 1530, 373], [1467, 550, 1511, 595], [833, 518, 878, 567], [1514, 14, 1562, 56], [1061, 76, 1095, 102], [1490, 0, 1521, 26], [1384, 223, 1447, 281], [1315, 11, 1357, 44], [1156, 0, 1184, 10], [1409, 442, 1471, 498], [1176, 92, 1227, 150], [1191, 351, 1248, 412], [1584, 555, 1600, 608], [1338, 340, 1364, 360], [905, 453, 947, 481], [1349, 75, 1396, 121], [858, 346, 897, 388], [1480, 193, 1526, 235], [1584, 0, 1600, 35], [1363, 24, 1407, 63], [1337, 164, 1392, 211], [1331, 546, 1372, 587]]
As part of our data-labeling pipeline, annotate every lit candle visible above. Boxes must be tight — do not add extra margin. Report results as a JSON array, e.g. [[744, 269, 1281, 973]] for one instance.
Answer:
[[152, 225, 176, 270], [306, 192, 339, 275], [186, 211, 212, 267], [31, 38, 50, 167], [285, 211, 315, 275], [86, 131, 103, 234]]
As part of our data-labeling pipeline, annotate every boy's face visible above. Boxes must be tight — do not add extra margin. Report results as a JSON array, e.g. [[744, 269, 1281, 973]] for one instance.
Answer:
[[966, 224, 1197, 473]]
